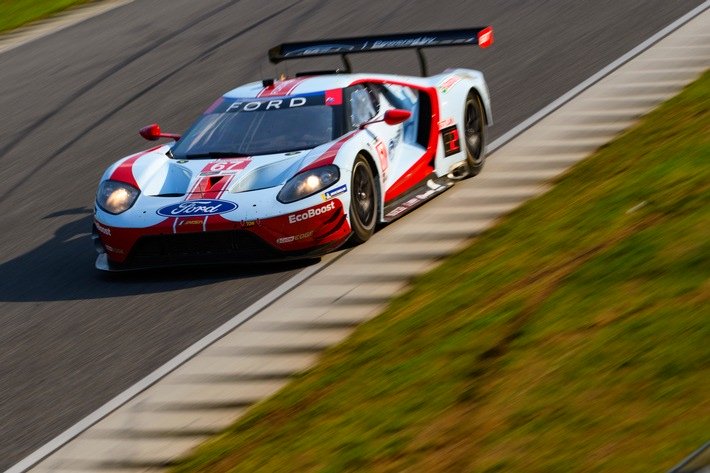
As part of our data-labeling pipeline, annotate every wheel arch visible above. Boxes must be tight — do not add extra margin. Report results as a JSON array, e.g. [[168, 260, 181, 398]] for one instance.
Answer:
[[355, 149, 384, 222], [467, 87, 490, 126]]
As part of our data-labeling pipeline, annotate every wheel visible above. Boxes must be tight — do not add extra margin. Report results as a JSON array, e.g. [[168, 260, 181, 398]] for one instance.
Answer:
[[348, 154, 378, 244], [463, 91, 487, 177]]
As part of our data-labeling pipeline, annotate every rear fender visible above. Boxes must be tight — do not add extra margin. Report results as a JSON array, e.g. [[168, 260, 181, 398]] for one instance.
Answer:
[[432, 68, 492, 125]]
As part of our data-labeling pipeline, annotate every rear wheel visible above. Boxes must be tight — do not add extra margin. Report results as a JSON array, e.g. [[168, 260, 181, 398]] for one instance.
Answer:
[[348, 155, 378, 244], [463, 91, 486, 177]]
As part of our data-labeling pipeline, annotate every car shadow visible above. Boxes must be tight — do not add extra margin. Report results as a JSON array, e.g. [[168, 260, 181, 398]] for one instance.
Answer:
[[0, 209, 317, 303]]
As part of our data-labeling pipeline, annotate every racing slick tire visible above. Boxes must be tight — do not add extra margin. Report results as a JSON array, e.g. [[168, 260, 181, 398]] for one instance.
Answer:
[[348, 154, 378, 244], [463, 91, 487, 177]]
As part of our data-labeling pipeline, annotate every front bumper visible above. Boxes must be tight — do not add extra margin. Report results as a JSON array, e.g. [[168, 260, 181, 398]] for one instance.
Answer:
[[93, 199, 351, 270]]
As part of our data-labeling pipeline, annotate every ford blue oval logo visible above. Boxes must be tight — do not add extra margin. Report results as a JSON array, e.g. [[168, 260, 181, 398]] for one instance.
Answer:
[[157, 199, 238, 217]]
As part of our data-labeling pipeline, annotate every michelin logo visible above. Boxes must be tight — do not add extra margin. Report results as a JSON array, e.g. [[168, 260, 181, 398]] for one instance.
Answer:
[[288, 201, 335, 224], [322, 184, 347, 201]]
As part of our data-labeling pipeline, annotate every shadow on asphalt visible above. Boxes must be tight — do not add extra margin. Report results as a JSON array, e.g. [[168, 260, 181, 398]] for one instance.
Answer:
[[0, 210, 318, 302]]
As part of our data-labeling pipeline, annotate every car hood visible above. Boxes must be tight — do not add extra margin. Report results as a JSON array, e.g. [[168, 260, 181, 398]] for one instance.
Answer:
[[132, 145, 330, 198]]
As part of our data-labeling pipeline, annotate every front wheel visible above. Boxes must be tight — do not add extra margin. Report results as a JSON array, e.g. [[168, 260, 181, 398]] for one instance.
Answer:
[[348, 155, 378, 244], [463, 91, 487, 177]]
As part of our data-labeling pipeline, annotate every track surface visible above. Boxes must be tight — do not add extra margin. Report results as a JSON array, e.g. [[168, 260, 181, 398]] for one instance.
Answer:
[[0, 0, 702, 468]]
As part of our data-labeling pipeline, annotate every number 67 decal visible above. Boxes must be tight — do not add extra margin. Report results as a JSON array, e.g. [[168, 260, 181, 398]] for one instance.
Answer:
[[201, 158, 251, 175]]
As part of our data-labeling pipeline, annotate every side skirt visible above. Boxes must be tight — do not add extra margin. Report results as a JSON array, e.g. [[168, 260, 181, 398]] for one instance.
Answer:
[[382, 174, 455, 223]]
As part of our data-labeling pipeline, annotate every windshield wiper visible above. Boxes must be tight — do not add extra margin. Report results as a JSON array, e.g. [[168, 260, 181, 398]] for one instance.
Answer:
[[182, 151, 250, 159]]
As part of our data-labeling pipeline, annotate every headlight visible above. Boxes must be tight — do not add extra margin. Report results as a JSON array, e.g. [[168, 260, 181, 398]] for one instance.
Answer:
[[96, 180, 140, 214], [277, 165, 340, 203]]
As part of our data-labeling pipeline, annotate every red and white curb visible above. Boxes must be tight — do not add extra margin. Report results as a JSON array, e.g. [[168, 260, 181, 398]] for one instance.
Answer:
[[9, 3, 709, 472]]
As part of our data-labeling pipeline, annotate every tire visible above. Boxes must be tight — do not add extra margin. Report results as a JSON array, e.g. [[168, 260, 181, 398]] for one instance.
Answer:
[[463, 91, 487, 177], [348, 154, 378, 244]]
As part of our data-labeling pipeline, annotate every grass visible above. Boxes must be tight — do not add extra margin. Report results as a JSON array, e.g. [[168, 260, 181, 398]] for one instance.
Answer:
[[174, 71, 710, 472], [0, 0, 94, 34]]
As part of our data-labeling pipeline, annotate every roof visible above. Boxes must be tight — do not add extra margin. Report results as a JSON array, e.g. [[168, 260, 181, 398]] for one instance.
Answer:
[[222, 73, 434, 99]]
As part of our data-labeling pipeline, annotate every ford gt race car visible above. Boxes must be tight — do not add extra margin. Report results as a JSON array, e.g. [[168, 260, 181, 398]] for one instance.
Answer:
[[93, 27, 494, 270]]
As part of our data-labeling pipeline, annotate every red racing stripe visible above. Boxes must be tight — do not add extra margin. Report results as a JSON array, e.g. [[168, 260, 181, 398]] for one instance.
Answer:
[[257, 77, 308, 98], [299, 131, 358, 173], [173, 158, 250, 233], [108, 145, 162, 189]]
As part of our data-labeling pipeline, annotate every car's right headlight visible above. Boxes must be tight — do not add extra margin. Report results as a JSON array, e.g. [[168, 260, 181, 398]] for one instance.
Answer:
[[96, 180, 140, 214], [277, 165, 340, 203]]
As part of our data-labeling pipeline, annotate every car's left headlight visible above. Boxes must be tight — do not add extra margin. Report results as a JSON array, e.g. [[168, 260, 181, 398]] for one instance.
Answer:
[[277, 165, 340, 203], [96, 180, 140, 214]]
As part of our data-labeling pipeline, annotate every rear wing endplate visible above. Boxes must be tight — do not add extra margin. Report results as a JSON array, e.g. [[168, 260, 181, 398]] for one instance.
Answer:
[[268, 27, 493, 76]]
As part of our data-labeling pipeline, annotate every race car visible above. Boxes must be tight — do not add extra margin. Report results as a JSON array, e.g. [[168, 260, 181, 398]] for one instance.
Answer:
[[93, 27, 494, 270]]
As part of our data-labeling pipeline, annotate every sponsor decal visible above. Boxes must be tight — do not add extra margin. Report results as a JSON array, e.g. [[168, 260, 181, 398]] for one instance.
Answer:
[[438, 118, 455, 129], [438, 76, 461, 94], [212, 93, 328, 115], [388, 128, 401, 159], [386, 206, 408, 218], [385, 180, 448, 219], [288, 201, 335, 224], [276, 230, 314, 245], [388, 139, 396, 157], [438, 75, 461, 94], [375, 140, 388, 180], [240, 220, 257, 227], [225, 97, 309, 112], [440, 125, 462, 157], [322, 184, 347, 201], [199, 158, 251, 176], [95, 222, 111, 236], [157, 199, 237, 217], [372, 37, 436, 49], [104, 244, 125, 255], [178, 219, 204, 226], [286, 44, 355, 56]]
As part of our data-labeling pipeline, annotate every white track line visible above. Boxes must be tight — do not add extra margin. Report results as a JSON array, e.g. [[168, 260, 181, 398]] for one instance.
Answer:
[[6, 2, 710, 472]]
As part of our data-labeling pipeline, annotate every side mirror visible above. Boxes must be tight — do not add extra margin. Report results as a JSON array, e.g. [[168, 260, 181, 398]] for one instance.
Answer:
[[139, 123, 180, 141], [383, 109, 412, 125], [359, 109, 412, 129]]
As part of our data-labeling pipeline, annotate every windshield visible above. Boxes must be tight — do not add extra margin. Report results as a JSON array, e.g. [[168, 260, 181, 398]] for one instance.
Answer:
[[172, 92, 345, 158]]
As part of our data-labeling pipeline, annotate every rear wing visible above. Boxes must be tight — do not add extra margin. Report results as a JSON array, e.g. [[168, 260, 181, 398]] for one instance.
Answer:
[[268, 27, 493, 76]]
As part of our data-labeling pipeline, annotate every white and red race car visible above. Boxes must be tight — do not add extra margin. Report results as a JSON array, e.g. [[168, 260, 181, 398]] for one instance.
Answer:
[[93, 27, 494, 270]]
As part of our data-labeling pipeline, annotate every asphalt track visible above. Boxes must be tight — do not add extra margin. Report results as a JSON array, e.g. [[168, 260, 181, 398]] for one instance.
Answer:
[[0, 0, 703, 469]]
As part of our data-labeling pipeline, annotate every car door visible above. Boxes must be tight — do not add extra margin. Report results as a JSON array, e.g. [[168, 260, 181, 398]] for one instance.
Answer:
[[373, 83, 429, 192], [344, 84, 400, 187]]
